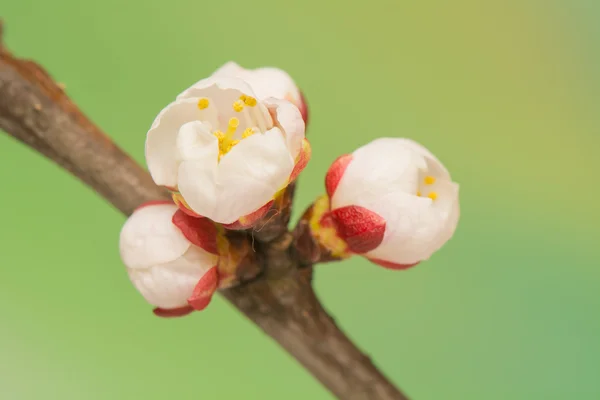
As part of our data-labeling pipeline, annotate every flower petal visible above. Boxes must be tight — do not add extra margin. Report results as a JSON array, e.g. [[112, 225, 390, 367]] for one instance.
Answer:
[[172, 210, 218, 255], [187, 266, 219, 311], [325, 153, 353, 198], [134, 200, 174, 212], [366, 258, 420, 271], [127, 245, 217, 309], [395, 138, 451, 179], [247, 67, 301, 104], [176, 121, 218, 161], [176, 141, 220, 220], [210, 61, 246, 78], [153, 305, 194, 318], [221, 200, 274, 230], [176, 77, 256, 102], [146, 98, 209, 187], [364, 191, 456, 264], [264, 98, 305, 159], [211, 62, 300, 103], [119, 204, 190, 269], [288, 138, 311, 183], [209, 128, 294, 224], [331, 139, 421, 209]]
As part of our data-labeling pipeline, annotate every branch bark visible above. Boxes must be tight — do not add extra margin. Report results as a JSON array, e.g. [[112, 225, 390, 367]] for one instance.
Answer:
[[0, 25, 409, 400]]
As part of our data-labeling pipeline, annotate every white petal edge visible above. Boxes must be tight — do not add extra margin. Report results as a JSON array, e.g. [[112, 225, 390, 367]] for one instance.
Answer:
[[210, 61, 246, 78], [364, 183, 460, 264], [176, 77, 257, 101], [119, 204, 190, 269], [209, 62, 300, 103], [146, 98, 206, 187], [264, 98, 305, 160], [392, 138, 451, 179], [127, 245, 218, 309]]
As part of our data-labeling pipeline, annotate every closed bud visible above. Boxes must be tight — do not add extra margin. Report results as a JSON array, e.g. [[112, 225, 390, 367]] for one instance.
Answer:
[[323, 138, 460, 269], [119, 202, 219, 316]]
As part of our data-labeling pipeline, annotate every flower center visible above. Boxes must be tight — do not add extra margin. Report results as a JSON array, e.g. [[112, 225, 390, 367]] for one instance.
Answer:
[[416, 175, 439, 201], [196, 94, 267, 161]]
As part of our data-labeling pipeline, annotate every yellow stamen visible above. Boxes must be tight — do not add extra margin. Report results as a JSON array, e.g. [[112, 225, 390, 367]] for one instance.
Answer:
[[213, 130, 224, 140], [428, 192, 438, 200], [213, 118, 241, 160], [228, 117, 240, 129], [416, 191, 422, 197], [424, 176, 436, 185], [239, 94, 247, 102], [243, 96, 257, 107], [242, 128, 255, 138], [233, 100, 244, 112], [197, 98, 209, 109], [225, 117, 240, 139]]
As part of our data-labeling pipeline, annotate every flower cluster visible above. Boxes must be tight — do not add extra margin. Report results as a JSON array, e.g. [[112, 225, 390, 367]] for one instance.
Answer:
[[119, 62, 460, 317]]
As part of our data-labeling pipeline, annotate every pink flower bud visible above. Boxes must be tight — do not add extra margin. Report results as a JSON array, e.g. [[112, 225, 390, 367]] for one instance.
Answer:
[[324, 138, 460, 268]]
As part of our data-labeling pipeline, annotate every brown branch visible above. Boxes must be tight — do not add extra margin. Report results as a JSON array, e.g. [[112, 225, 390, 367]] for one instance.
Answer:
[[0, 25, 409, 400]]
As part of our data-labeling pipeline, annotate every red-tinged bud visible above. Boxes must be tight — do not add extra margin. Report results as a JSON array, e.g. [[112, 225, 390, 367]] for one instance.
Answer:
[[289, 138, 312, 183], [153, 305, 195, 318], [330, 205, 386, 254], [172, 210, 218, 254], [325, 154, 353, 198], [119, 203, 219, 315], [299, 91, 309, 125], [319, 138, 460, 267], [188, 266, 219, 311], [367, 258, 420, 271]]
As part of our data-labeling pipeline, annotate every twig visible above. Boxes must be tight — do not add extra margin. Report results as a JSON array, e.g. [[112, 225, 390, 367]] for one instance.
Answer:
[[0, 23, 409, 400]]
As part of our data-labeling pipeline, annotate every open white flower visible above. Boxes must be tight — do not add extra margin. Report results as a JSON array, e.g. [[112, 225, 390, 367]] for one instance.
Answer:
[[119, 202, 219, 315], [145, 76, 309, 227], [324, 138, 460, 268]]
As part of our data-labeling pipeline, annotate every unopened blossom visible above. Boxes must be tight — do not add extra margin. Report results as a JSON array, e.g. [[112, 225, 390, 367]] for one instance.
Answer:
[[119, 202, 220, 316], [145, 69, 310, 228], [322, 138, 460, 269]]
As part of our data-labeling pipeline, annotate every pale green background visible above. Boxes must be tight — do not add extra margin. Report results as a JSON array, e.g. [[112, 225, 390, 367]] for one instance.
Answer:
[[1, 1, 599, 399]]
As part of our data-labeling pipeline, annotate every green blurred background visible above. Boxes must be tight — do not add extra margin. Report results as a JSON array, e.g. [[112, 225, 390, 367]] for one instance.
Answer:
[[1, 0, 599, 399]]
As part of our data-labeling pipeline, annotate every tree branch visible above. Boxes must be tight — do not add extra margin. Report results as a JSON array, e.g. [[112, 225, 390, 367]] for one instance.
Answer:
[[0, 25, 409, 400]]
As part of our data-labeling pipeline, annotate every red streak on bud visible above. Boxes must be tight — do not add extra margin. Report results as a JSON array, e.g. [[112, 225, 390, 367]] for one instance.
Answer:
[[188, 266, 219, 311], [299, 91, 309, 125], [222, 200, 274, 230], [172, 210, 218, 254], [289, 139, 311, 183], [325, 154, 353, 198], [367, 258, 420, 271], [134, 200, 173, 212], [330, 205, 385, 254], [152, 305, 194, 318]]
